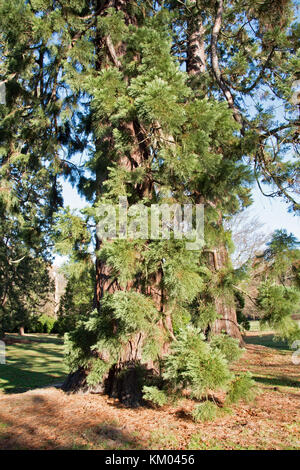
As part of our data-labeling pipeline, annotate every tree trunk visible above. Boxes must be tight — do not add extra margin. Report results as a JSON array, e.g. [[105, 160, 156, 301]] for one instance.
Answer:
[[186, 9, 243, 345], [19, 326, 25, 336], [63, 1, 173, 406], [186, 5, 206, 76], [209, 246, 244, 345]]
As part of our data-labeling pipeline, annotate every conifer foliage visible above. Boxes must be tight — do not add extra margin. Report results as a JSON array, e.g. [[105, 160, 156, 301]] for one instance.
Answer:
[[0, 1, 299, 407]]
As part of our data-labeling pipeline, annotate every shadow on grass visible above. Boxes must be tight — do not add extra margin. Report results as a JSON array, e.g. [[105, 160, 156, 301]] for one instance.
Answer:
[[0, 338, 67, 393], [0, 394, 141, 450], [253, 375, 299, 389], [244, 333, 290, 351], [0, 364, 66, 393], [4, 334, 63, 345], [7, 343, 65, 362]]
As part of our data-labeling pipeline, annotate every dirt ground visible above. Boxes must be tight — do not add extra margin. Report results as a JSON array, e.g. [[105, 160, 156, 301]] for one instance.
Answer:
[[0, 337, 299, 450]]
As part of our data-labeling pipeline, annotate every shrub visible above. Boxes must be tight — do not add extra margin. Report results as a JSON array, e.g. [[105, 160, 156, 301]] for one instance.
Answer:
[[29, 316, 44, 333], [163, 327, 233, 398], [210, 333, 244, 363], [192, 401, 219, 422], [142, 386, 168, 407], [40, 315, 56, 333], [52, 314, 79, 336], [226, 373, 257, 404], [258, 282, 300, 344], [29, 315, 56, 334]]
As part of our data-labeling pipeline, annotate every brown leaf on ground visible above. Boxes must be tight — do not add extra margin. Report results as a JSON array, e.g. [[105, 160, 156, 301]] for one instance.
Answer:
[[0, 338, 299, 450]]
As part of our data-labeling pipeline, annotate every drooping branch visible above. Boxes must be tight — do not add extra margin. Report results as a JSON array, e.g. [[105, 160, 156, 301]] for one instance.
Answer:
[[232, 285, 258, 307]]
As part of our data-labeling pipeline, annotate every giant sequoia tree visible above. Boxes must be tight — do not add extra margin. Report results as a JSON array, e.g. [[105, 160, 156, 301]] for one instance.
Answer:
[[1, 0, 299, 406]]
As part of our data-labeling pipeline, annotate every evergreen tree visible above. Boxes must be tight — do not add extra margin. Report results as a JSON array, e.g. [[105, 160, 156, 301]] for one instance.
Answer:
[[55, 1, 297, 404], [49, 0, 250, 403], [256, 230, 300, 342], [232, 229, 300, 343], [54, 255, 95, 336], [1, 1, 299, 406], [0, 0, 68, 336], [169, 0, 299, 338]]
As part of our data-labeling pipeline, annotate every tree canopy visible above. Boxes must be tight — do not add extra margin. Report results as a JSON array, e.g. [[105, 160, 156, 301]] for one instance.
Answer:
[[0, 0, 299, 407]]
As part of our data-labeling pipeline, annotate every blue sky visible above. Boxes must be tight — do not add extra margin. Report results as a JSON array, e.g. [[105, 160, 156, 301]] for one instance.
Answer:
[[248, 185, 299, 238]]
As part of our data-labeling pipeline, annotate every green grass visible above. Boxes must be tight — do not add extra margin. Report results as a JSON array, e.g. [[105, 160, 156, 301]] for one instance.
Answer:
[[245, 322, 299, 392], [246, 321, 291, 351], [249, 320, 260, 332], [0, 334, 67, 393], [149, 428, 179, 450], [0, 324, 296, 395], [244, 333, 290, 351]]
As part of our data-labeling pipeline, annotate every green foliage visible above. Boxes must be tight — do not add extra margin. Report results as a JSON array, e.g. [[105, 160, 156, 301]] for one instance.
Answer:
[[1, 0, 299, 411], [192, 303, 219, 332], [63, 290, 161, 384], [210, 334, 244, 364], [264, 230, 299, 261], [101, 291, 158, 335], [86, 358, 111, 388], [0, 0, 63, 334], [54, 208, 92, 256], [163, 327, 233, 398], [226, 373, 257, 405], [191, 401, 219, 423], [262, 230, 300, 281], [142, 386, 168, 407], [55, 258, 95, 336], [0, 256, 54, 334], [234, 290, 250, 331], [30, 315, 56, 334], [171, 306, 191, 336], [39, 315, 56, 334], [257, 282, 300, 343]]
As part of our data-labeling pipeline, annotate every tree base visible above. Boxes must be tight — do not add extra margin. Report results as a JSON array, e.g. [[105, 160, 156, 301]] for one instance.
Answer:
[[61, 368, 105, 395], [104, 362, 148, 407], [61, 361, 152, 407]]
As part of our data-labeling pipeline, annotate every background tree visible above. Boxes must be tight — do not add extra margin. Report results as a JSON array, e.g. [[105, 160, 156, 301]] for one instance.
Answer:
[[54, 255, 95, 336], [169, 0, 299, 337], [232, 229, 300, 341], [0, 0, 73, 336], [224, 210, 271, 268], [256, 230, 300, 341]]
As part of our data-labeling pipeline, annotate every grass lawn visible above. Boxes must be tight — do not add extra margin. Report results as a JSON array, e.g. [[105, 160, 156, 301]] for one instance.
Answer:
[[0, 334, 67, 393], [0, 323, 294, 393]]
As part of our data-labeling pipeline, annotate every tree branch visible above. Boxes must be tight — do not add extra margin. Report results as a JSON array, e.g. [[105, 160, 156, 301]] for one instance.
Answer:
[[106, 35, 122, 69], [211, 0, 243, 128]]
